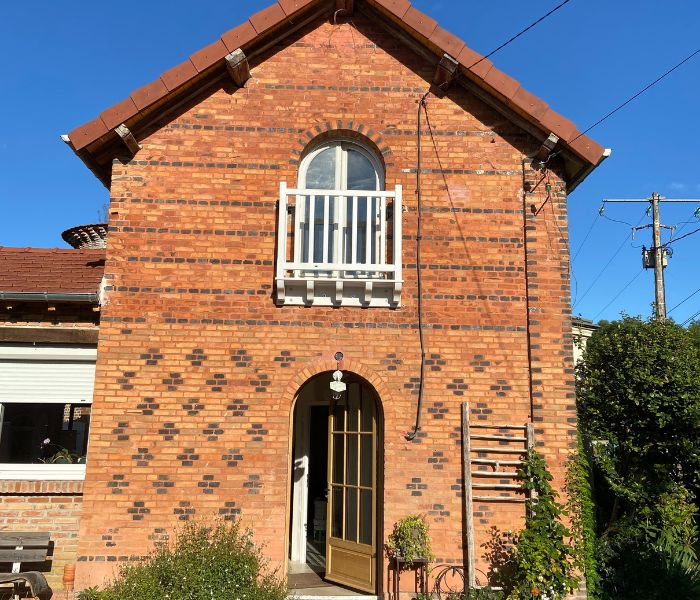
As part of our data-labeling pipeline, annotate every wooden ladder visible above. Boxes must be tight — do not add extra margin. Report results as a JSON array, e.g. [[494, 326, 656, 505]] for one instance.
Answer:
[[461, 402, 534, 588]]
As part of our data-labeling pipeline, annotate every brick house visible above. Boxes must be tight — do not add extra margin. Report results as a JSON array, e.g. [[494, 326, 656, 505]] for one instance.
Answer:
[[1, 0, 609, 596]]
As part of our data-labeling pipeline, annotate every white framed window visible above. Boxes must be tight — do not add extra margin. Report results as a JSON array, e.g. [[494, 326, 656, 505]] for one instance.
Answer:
[[296, 140, 385, 268], [0, 344, 95, 480], [276, 138, 403, 308]]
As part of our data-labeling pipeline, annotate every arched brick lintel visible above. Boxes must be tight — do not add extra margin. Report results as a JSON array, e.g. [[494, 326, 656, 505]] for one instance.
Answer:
[[289, 121, 394, 169], [282, 355, 391, 413]]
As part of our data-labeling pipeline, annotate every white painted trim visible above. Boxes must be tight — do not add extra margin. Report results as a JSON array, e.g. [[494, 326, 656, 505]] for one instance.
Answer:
[[0, 463, 86, 481], [0, 344, 97, 361]]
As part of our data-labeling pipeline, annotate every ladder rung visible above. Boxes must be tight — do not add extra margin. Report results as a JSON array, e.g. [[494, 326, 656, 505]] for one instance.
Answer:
[[473, 496, 527, 503], [473, 483, 523, 490], [469, 423, 527, 430], [472, 471, 521, 478], [471, 458, 524, 466], [471, 447, 526, 454], [470, 434, 527, 442]]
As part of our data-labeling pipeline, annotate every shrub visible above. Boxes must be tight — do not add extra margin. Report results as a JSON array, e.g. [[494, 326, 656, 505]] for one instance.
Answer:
[[496, 449, 579, 600], [564, 434, 599, 598], [386, 514, 434, 564], [78, 519, 286, 600]]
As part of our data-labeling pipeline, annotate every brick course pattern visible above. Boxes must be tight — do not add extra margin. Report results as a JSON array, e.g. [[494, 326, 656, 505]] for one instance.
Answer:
[[75, 14, 578, 594], [0, 481, 83, 591]]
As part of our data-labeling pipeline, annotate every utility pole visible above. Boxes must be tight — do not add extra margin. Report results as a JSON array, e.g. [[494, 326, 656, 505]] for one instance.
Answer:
[[651, 193, 667, 319], [603, 193, 700, 321]]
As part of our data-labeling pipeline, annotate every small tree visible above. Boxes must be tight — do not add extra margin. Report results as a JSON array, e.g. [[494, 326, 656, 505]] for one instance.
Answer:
[[576, 316, 700, 599]]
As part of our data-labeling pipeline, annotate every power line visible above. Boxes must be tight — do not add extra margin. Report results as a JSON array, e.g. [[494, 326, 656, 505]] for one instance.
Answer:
[[662, 226, 700, 248], [668, 286, 700, 316], [682, 310, 700, 327], [470, 0, 573, 68], [593, 269, 645, 320], [571, 47, 700, 142], [573, 211, 646, 309], [571, 211, 600, 264]]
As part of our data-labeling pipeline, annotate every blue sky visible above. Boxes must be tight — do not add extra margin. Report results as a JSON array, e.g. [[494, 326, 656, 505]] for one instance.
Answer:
[[1, 1, 698, 324]]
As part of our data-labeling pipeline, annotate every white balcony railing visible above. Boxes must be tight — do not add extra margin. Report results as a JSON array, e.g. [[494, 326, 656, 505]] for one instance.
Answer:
[[276, 183, 403, 307]]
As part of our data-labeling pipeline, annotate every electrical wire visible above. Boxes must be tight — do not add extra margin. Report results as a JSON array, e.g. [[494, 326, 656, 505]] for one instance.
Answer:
[[668, 286, 700, 316], [573, 211, 646, 309], [571, 211, 600, 264], [593, 269, 644, 321], [405, 89, 431, 442], [682, 310, 700, 327], [571, 47, 700, 142], [673, 208, 700, 237], [469, 0, 573, 69], [662, 225, 700, 248]]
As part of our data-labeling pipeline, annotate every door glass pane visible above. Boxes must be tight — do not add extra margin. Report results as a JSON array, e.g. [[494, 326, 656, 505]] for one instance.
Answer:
[[332, 485, 343, 538], [345, 487, 358, 543], [332, 434, 345, 484], [332, 401, 345, 432], [361, 393, 374, 432], [360, 434, 372, 487], [347, 149, 379, 191], [346, 435, 358, 486], [348, 384, 359, 432], [359, 488, 373, 545], [306, 147, 337, 190]]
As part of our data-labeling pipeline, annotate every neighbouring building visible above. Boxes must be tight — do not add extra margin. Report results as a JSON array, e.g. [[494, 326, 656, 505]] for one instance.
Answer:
[[2, 1, 610, 597], [572, 317, 598, 365], [0, 228, 105, 592]]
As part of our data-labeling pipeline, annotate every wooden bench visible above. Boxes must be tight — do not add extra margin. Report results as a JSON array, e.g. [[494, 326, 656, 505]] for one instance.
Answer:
[[0, 532, 52, 600]]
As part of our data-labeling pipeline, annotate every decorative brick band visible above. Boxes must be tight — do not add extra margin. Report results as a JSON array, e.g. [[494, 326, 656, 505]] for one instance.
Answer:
[[0, 480, 84, 495]]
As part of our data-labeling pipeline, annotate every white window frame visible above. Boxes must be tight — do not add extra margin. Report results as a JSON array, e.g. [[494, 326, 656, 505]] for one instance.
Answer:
[[0, 344, 95, 481], [296, 140, 385, 269]]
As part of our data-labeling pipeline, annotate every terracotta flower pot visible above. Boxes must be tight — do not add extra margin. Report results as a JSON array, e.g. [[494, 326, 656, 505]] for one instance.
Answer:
[[63, 563, 76, 592]]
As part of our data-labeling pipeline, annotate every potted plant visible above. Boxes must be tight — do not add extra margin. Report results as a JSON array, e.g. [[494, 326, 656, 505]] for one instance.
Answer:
[[386, 515, 435, 565], [39, 438, 85, 464]]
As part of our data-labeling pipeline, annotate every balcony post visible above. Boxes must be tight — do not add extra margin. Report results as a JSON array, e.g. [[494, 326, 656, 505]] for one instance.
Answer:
[[276, 182, 288, 305], [393, 184, 403, 306]]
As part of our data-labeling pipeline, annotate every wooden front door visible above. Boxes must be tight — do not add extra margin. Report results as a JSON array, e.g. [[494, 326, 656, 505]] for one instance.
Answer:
[[326, 381, 377, 593]]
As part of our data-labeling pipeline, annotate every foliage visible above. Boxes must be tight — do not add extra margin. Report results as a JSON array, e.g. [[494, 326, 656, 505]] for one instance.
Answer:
[[576, 316, 700, 598], [441, 588, 504, 600], [385, 515, 434, 564], [77, 519, 286, 600], [577, 316, 700, 500], [495, 449, 579, 600], [564, 434, 599, 598], [77, 588, 101, 600]]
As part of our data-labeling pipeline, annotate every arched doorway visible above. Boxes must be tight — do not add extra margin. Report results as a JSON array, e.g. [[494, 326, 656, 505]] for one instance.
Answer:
[[288, 371, 382, 595]]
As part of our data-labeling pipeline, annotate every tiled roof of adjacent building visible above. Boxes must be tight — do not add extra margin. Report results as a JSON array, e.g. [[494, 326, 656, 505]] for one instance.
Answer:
[[64, 0, 608, 189], [0, 247, 105, 295]]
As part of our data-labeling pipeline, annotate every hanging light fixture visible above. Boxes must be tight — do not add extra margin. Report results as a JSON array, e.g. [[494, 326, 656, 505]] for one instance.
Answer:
[[330, 369, 346, 401]]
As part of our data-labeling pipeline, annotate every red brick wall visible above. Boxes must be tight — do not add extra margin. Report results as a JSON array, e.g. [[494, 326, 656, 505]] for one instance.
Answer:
[[76, 13, 576, 593], [0, 481, 83, 591]]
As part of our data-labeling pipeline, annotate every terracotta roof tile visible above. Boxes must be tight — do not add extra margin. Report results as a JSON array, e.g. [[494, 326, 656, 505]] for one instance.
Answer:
[[249, 3, 287, 34], [190, 39, 229, 73], [100, 97, 139, 131], [131, 78, 169, 111], [279, 0, 316, 16], [403, 6, 437, 40], [160, 59, 199, 92], [66, 0, 609, 178], [0, 248, 105, 295], [221, 21, 258, 53]]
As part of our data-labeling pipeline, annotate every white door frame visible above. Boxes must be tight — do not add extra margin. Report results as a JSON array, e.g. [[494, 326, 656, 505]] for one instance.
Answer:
[[290, 396, 329, 564]]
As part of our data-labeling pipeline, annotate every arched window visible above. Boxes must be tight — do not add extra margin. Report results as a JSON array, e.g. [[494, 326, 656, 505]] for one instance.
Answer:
[[297, 140, 385, 266]]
